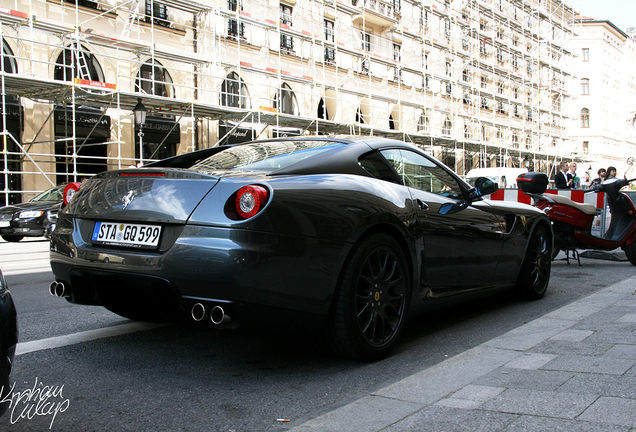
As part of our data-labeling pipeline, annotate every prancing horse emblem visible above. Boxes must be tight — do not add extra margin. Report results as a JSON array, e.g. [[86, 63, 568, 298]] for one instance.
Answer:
[[122, 190, 135, 209]]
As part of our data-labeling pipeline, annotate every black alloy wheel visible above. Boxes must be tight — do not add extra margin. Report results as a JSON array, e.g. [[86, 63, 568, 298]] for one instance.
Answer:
[[517, 226, 551, 300], [329, 233, 409, 361]]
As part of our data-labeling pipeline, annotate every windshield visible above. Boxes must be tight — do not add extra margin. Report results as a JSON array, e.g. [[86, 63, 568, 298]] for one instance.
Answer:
[[29, 184, 64, 202], [193, 140, 343, 173]]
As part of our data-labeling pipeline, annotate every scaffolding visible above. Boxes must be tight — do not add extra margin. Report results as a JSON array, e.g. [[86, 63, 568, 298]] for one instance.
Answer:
[[0, 0, 577, 203]]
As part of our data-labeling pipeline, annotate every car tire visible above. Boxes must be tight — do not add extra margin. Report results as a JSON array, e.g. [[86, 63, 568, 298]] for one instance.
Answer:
[[622, 238, 636, 265], [328, 233, 409, 361], [1, 235, 23, 242], [517, 225, 551, 300]]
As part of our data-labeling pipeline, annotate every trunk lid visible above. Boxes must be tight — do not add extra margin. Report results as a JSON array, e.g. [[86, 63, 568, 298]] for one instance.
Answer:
[[66, 170, 220, 223]]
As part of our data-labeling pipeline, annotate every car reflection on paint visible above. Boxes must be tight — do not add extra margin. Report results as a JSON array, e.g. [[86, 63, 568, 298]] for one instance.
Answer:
[[49, 137, 553, 360]]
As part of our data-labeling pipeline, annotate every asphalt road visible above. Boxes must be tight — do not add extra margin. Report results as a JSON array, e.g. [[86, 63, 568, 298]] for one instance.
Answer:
[[1, 238, 634, 431]]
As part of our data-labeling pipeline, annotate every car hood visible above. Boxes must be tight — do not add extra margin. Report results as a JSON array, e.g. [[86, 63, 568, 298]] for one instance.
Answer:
[[0, 201, 60, 215], [65, 170, 225, 223]]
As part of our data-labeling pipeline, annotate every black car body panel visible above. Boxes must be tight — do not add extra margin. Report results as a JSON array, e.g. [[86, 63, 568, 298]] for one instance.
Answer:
[[50, 137, 552, 357], [0, 269, 18, 417]]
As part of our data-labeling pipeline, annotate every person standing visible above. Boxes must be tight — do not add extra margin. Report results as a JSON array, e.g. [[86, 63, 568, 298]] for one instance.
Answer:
[[590, 168, 606, 186], [568, 163, 579, 189], [555, 161, 572, 189]]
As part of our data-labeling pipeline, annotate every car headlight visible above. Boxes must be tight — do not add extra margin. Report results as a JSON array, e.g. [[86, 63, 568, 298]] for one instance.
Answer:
[[18, 210, 44, 219]]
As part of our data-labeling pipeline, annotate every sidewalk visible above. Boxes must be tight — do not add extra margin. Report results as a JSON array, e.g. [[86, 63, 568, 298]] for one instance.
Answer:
[[288, 275, 636, 432]]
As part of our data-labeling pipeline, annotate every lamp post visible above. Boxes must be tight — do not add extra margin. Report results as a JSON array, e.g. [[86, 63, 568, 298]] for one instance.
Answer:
[[133, 98, 147, 167]]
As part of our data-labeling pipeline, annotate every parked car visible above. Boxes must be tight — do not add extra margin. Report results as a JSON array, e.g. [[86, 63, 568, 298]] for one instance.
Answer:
[[0, 183, 66, 242], [49, 137, 552, 360], [465, 167, 528, 189], [0, 268, 17, 417]]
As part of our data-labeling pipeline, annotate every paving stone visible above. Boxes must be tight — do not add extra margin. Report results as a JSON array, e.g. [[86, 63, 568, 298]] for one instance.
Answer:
[[578, 330, 636, 345], [480, 388, 598, 418], [528, 339, 613, 357], [616, 313, 636, 323], [435, 385, 505, 409], [380, 405, 518, 432], [604, 344, 636, 359], [474, 368, 575, 391], [504, 353, 557, 369], [541, 354, 636, 375], [578, 397, 636, 426], [558, 373, 636, 399], [287, 395, 420, 432], [550, 329, 594, 342], [500, 415, 629, 432], [484, 318, 574, 351]]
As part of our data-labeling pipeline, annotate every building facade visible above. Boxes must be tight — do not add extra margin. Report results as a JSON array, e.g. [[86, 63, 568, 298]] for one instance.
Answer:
[[0, 0, 576, 203], [570, 18, 636, 180]]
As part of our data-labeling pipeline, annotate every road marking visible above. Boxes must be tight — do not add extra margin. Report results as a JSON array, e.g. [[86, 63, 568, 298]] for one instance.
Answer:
[[16, 322, 168, 356]]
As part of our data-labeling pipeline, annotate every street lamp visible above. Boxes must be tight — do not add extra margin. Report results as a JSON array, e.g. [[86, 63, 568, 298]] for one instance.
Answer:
[[133, 98, 147, 166]]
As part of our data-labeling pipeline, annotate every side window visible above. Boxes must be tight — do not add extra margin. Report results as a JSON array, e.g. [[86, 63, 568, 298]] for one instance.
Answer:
[[379, 149, 463, 198], [358, 151, 401, 184]]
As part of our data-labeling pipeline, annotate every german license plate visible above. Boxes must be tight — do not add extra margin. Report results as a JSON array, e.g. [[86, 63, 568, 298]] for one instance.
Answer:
[[0, 221, 10, 228], [91, 222, 161, 249]]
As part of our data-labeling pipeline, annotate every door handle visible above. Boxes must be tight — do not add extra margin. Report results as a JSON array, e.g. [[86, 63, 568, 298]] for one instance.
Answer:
[[416, 199, 429, 210]]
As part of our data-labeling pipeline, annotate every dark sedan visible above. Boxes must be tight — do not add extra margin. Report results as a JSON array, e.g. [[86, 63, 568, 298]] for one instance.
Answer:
[[0, 184, 65, 242], [0, 269, 17, 417], [49, 137, 552, 360]]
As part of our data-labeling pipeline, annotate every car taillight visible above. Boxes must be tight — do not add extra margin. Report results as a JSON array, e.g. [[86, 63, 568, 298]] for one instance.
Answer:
[[235, 185, 269, 219], [63, 182, 82, 206]]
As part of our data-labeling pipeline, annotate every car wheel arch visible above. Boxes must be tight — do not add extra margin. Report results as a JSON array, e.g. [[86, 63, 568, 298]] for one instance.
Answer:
[[329, 223, 415, 313]]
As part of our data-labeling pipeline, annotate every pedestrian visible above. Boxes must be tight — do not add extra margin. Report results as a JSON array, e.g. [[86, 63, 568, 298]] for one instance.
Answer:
[[568, 162, 579, 189], [555, 161, 571, 189], [605, 166, 617, 181], [590, 168, 606, 186]]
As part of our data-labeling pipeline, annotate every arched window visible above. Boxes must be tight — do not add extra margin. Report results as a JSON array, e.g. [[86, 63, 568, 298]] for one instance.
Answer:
[[442, 116, 452, 135], [581, 78, 589, 95], [581, 108, 590, 128], [135, 59, 174, 98], [318, 99, 328, 120], [418, 111, 430, 132], [54, 43, 104, 82], [221, 72, 251, 109], [356, 107, 365, 124], [273, 83, 298, 115], [2, 39, 17, 74]]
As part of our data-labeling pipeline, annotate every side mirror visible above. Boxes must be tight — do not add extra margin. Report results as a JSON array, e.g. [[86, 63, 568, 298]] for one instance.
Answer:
[[473, 177, 498, 197]]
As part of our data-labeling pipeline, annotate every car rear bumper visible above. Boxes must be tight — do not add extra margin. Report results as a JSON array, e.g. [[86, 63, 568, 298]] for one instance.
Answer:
[[50, 224, 350, 321]]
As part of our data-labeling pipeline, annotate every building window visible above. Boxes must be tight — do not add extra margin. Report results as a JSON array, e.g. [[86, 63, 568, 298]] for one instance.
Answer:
[[280, 4, 294, 54], [273, 83, 298, 115], [418, 111, 430, 132], [580, 108, 590, 128], [227, 0, 244, 40], [135, 59, 174, 98], [393, 44, 401, 82], [445, 61, 452, 77], [221, 72, 251, 109], [324, 19, 335, 65], [462, 68, 469, 82], [481, 76, 487, 89], [145, 0, 169, 27], [442, 117, 452, 135], [361, 32, 371, 51], [583, 141, 589, 154], [54, 43, 104, 82], [356, 107, 365, 124], [581, 78, 589, 95], [582, 48, 589, 61], [464, 122, 470, 139]]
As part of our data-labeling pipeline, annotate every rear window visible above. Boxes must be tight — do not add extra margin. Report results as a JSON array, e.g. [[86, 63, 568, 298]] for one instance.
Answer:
[[193, 140, 344, 173]]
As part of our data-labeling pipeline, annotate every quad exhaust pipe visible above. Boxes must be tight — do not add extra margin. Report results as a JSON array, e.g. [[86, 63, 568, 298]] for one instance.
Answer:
[[49, 281, 67, 297], [190, 303, 232, 326]]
